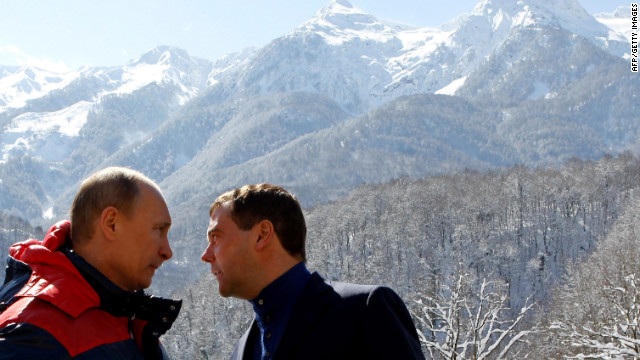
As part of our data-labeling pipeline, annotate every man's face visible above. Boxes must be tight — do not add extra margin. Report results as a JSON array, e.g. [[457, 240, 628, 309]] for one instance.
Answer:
[[201, 204, 260, 300], [110, 183, 173, 291]]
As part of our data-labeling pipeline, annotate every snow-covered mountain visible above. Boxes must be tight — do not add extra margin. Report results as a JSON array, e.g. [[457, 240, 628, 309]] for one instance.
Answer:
[[199, 0, 630, 115], [0, 65, 77, 109], [595, 6, 635, 46], [0, 46, 213, 163], [0, 46, 212, 112], [0, 0, 635, 247]]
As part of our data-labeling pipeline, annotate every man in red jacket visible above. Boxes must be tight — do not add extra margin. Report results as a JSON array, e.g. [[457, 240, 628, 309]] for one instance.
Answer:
[[0, 167, 181, 359]]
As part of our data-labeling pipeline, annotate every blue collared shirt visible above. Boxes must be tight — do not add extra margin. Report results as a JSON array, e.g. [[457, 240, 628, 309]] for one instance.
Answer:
[[249, 262, 311, 360]]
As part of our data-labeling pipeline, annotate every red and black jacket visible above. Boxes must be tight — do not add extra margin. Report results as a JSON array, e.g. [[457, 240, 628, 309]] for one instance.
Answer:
[[0, 220, 181, 359]]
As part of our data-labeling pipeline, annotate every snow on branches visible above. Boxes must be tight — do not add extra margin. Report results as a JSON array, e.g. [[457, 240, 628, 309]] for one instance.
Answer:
[[413, 272, 537, 360]]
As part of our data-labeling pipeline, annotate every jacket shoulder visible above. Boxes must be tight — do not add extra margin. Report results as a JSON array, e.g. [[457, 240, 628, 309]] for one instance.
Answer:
[[283, 274, 425, 359], [324, 276, 392, 303], [0, 297, 133, 357], [329, 280, 378, 295], [0, 322, 71, 359], [0, 256, 32, 310]]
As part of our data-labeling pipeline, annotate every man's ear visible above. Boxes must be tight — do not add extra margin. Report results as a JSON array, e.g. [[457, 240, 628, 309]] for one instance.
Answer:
[[99, 206, 119, 241], [255, 220, 274, 251]]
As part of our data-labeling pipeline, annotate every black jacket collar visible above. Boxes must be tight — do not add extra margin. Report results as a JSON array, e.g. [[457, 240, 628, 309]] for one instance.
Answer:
[[64, 248, 181, 336]]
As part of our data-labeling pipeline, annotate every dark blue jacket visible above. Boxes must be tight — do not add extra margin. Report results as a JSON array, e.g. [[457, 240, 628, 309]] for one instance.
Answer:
[[0, 220, 181, 359], [230, 272, 425, 360]]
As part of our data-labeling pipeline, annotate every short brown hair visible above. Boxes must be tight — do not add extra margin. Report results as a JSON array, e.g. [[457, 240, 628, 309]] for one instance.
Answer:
[[211, 184, 307, 262], [70, 167, 157, 246]]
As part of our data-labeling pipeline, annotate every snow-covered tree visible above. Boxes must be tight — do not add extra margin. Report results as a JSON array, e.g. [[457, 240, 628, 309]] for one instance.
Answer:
[[537, 191, 640, 359], [550, 274, 640, 359], [414, 271, 537, 360]]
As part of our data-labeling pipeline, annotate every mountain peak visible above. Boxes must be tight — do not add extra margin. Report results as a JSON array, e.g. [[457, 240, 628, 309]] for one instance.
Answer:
[[304, 0, 390, 39], [472, 0, 592, 25], [128, 46, 213, 85], [132, 46, 191, 66], [0, 65, 76, 110], [467, 0, 626, 56], [324, 0, 354, 11], [332, 0, 353, 7], [315, 0, 366, 20]]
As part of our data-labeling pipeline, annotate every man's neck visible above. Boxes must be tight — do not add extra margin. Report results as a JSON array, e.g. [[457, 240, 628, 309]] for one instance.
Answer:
[[249, 255, 302, 300]]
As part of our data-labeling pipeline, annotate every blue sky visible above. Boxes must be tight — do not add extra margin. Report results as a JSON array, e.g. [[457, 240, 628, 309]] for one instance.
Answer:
[[0, 0, 631, 71]]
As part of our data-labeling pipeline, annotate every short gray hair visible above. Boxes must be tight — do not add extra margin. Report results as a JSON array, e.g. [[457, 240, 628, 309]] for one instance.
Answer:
[[69, 167, 158, 246]]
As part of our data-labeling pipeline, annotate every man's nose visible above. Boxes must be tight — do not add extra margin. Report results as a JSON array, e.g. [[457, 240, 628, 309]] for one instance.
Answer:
[[201, 244, 214, 263], [160, 235, 173, 260]]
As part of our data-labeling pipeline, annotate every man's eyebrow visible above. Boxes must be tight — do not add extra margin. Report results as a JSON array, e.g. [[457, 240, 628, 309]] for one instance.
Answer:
[[155, 221, 172, 228], [207, 226, 220, 236]]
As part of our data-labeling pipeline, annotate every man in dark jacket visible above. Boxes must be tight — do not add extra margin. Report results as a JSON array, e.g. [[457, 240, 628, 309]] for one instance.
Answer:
[[0, 167, 181, 359], [201, 184, 425, 360]]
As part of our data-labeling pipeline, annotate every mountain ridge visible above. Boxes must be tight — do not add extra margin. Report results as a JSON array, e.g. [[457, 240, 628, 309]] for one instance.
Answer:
[[0, 0, 634, 233]]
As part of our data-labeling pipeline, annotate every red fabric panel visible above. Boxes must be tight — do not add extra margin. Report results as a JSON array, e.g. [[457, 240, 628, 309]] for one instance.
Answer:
[[0, 297, 132, 357]]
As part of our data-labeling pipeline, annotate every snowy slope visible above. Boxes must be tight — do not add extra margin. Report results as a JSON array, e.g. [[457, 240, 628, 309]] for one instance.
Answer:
[[595, 6, 634, 46], [0, 65, 78, 109], [201, 0, 630, 114], [0, 0, 635, 223], [0, 47, 213, 163]]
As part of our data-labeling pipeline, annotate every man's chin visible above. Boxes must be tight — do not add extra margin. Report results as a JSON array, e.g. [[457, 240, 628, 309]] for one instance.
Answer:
[[139, 278, 153, 290], [217, 284, 234, 298]]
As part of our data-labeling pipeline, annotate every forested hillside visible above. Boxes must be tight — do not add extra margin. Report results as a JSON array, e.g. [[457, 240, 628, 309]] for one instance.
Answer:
[[163, 152, 640, 359], [530, 186, 640, 358]]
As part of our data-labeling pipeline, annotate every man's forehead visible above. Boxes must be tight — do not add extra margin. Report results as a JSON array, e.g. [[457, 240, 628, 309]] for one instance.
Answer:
[[207, 217, 219, 231], [140, 183, 171, 220], [208, 204, 230, 229]]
